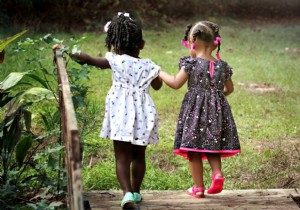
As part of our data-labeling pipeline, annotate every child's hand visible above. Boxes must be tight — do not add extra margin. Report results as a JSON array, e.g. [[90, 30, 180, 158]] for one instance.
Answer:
[[52, 44, 64, 52], [52, 44, 71, 60], [52, 44, 85, 64]]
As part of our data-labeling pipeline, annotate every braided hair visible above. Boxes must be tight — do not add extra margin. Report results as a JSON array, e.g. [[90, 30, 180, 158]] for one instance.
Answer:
[[182, 21, 221, 55], [105, 13, 143, 55], [202, 21, 221, 55], [183, 24, 193, 42]]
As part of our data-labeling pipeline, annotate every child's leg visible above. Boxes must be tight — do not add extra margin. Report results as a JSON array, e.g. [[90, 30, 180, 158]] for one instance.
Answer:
[[206, 153, 222, 177], [131, 145, 147, 193], [206, 153, 224, 194], [113, 140, 133, 194], [189, 152, 204, 187], [187, 152, 205, 198]]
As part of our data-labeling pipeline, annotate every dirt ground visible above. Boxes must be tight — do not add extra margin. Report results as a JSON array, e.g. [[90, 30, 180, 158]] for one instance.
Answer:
[[235, 82, 300, 189], [254, 137, 300, 188], [238, 82, 282, 94]]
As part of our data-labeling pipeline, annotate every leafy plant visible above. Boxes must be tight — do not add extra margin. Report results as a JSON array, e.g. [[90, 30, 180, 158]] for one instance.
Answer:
[[0, 69, 60, 207], [0, 33, 99, 208], [0, 29, 28, 52]]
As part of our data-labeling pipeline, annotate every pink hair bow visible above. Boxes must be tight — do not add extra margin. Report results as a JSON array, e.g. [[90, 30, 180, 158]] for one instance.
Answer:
[[181, 39, 189, 48], [181, 39, 195, 50], [214, 37, 221, 45]]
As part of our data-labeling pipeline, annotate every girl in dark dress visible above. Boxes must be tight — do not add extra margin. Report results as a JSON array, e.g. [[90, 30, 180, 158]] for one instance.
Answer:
[[159, 21, 241, 198]]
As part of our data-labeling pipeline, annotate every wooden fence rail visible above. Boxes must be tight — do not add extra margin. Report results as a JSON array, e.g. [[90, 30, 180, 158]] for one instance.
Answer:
[[54, 49, 84, 210]]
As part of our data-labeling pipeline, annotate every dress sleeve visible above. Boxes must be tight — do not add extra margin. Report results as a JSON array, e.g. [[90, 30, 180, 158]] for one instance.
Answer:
[[105, 52, 115, 66], [149, 60, 161, 78], [224, 62, 233, 81], [178, 56, 195, 75]]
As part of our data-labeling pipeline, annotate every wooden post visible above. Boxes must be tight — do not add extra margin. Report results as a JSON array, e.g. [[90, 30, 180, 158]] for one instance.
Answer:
[[54, 49, 84, 210]]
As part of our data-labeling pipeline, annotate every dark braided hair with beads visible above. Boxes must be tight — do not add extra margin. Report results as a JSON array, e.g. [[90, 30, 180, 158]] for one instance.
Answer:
[[105, 13, 143, 55], [182, 21, 221, 55]]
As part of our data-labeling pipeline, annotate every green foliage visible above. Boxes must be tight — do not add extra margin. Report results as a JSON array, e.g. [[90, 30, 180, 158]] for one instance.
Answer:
[[15, 134, 33, 167], [0, 38, 64, 208], [0, 32, 100, 208]]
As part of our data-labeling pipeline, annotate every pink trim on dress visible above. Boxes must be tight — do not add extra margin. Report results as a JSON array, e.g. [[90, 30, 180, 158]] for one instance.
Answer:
[[209, 61, 214, 78], [174, 147, 241, 160]]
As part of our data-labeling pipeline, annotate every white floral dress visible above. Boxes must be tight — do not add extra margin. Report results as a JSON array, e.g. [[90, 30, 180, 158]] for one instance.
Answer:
[[100, 52, 161, 146]]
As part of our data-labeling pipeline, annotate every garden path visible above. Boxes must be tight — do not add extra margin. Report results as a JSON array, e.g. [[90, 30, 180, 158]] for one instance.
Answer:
[[83, 188, 300, 209]]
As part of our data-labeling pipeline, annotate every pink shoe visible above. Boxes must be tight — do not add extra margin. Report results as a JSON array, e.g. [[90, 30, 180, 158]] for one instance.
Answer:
[[207, 170, 224, 194], [186, 186, 205, 198]]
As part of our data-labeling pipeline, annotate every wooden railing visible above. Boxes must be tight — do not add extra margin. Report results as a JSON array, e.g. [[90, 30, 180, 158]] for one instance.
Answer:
[[54, 49, 84, 210]]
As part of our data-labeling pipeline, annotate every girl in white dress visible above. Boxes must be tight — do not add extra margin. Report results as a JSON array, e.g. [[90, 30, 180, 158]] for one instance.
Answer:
[[56, 12, 163, 208]]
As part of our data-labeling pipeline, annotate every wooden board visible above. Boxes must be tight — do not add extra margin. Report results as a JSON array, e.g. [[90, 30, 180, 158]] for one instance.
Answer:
[[84, 189, 300, 210]]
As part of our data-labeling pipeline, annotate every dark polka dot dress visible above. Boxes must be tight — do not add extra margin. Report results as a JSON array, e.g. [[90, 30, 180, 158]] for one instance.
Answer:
[[174, 56, 241, 160]]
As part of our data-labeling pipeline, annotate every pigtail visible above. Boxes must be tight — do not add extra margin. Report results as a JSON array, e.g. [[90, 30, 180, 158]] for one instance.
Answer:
[[181, 24, 193, 48], [183, 24, 193, 41], [205, 21, 221, 60], [217, 37, 221, 54], [214, 28, 221, 60], [211, 23, 221, 55]]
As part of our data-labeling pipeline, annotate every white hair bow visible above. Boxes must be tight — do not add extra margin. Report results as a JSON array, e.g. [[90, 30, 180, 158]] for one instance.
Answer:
[[118, 12, 130, 17], [104, 21, 111, 32], [104, 12, 131, 32]]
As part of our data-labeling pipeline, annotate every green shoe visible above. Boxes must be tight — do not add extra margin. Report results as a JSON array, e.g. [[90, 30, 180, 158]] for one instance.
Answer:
[[133, 192, 142, 203], [121, 192, 134, 209]]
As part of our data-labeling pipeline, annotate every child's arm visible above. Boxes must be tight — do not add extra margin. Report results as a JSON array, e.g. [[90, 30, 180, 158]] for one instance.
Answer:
[[151, 76, 163, 90], [224, 79, 234, 96], [159, 67, 188, 89], [52, 44, 110, 69], [71, 52, 110, 69]]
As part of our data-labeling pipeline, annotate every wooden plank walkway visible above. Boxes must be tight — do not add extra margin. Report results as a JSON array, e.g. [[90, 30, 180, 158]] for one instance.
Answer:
[[84, 188, 300, 210]]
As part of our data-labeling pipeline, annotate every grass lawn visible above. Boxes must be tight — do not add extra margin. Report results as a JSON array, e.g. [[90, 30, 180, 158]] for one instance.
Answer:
[[1, 19, 299, 191]]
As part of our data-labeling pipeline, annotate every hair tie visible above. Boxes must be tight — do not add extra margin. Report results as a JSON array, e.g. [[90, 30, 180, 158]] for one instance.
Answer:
[[181, 39, 189, 48], [104, 12, 132, 32], [117, 12, 132, 20], [216, 53, 220, 61], [104, 21, 111, 32], [181, 39, 195, 50], [118, 12, 130, 17], [214, 37, 221, 45]]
